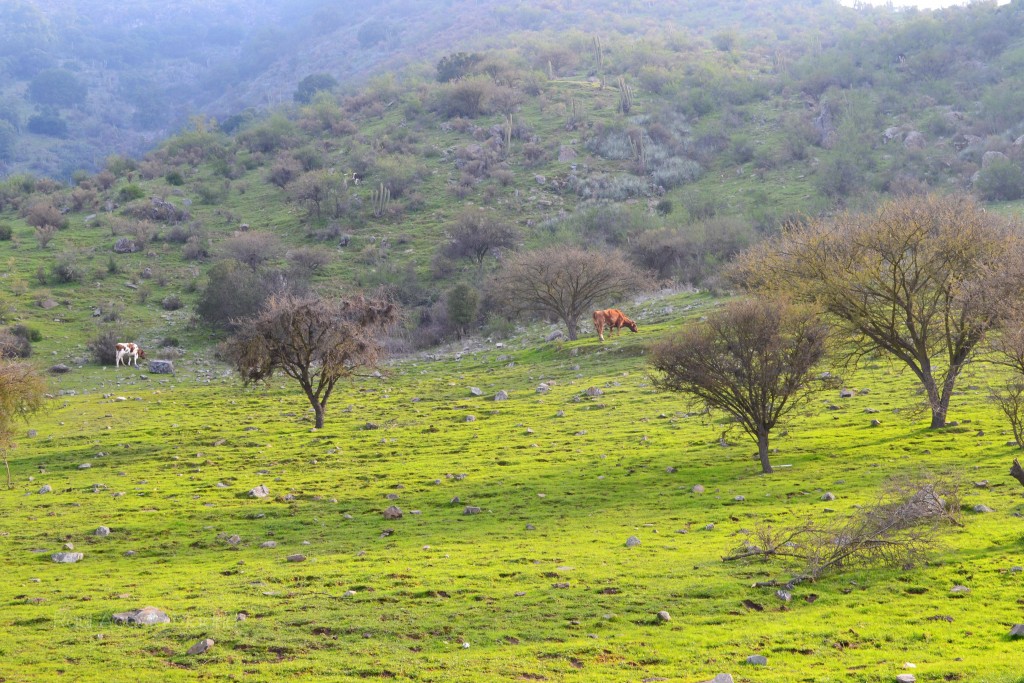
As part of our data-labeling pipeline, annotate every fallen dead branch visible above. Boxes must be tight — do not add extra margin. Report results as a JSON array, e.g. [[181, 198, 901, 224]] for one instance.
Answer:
[[724, 473, 962, 581]]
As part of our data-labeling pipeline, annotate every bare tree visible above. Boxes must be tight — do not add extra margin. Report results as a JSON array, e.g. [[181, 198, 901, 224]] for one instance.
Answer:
[[288, 170, 347, 220], [490, 246, 651, 340], [989, 320, 1024, 449], [222, 293, 398, 428], [732, 194, 1024, 429], [649, 298, 827, 474], [222, 231, 282, 271], [0, 361, 47, 489], [441, 209, 518, 274]]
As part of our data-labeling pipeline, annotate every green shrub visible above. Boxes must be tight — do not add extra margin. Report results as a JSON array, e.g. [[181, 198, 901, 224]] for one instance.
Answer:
[[118, 184, 146, 201], [0, 223, 11, 240], [974, 158, 1024, 201]]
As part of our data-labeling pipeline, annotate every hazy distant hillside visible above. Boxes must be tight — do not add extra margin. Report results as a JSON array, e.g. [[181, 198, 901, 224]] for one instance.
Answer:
[[3, 0, 1024, 360], [0, 0, 864, 179]]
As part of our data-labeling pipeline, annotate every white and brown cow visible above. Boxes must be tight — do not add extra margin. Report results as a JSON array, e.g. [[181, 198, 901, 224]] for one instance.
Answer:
[[115, 342, 146, 367]]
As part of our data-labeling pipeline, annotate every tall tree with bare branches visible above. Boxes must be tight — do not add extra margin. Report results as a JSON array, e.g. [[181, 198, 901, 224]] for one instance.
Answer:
[[732, 194, 1024, 429], [0, 361, 47, 489], [490, 246, 652, 340], [222, 293, 398, 428], [650, 298, 828, 474]]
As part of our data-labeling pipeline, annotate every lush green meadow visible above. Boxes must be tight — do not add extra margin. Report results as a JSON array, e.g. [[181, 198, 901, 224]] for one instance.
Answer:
[[2, 291, 1024, 682]]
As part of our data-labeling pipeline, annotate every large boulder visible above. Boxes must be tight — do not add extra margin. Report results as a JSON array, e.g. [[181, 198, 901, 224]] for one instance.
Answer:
[[112, 606, 170, 626], [148, 360, 174, 375], [981, 150, 1009, 168], [903, 131, 926, 151]]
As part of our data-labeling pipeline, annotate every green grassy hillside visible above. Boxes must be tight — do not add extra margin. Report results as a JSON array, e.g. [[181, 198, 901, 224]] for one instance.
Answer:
[[2, 292, 1024, 682]]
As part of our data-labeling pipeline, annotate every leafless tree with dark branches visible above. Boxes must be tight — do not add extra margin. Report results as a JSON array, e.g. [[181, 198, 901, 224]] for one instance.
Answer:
[[221, 293, 398, 429], [650, 298, 828, 474]]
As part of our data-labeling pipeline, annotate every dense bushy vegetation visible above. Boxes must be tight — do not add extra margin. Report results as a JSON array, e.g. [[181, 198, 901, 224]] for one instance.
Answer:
[[2, 0, 1024, 350]]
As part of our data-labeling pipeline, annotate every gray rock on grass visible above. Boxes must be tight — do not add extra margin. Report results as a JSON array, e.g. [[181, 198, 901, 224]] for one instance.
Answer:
[[383, 505, 403, 520], [746, 655, 767, 665], [625, 536, 641, 547], [248, 485, 270, 498], [51, 552, 83, 563], [187, 638, 214, 655], [112, 606, 170, 625]]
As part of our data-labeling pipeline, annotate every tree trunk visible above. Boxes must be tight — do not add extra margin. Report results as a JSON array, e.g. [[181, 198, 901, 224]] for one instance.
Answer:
[[757, 427, 773, 474], [1011, 458, 1024, 487], [566, 318, 578, 341], [922, 375, 948, 429], [2, 451, 11, 490], [313, 404, 325, 429]]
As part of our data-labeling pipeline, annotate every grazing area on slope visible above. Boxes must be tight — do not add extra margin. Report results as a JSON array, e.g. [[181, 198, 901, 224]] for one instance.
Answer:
[[2, 292, 1024, 682]]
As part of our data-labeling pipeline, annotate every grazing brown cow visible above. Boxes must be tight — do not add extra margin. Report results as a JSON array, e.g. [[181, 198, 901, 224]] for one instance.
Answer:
[[593, 309, 638, 342], [115, 342, 146, 367]]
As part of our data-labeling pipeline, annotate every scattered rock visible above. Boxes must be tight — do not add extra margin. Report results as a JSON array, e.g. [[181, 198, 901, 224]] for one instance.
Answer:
[[949, 585, 970, 594], [465, 415, 476, 422], [746, 655, 768, 666], [148, 360, 174, 374], [973, 504, 993, 513], [656, 610, 671, 622], [38, 484, 52, 494], [260, 541, 277, 549], [903, 130, 925, 150], [112, 606, 170, 626], [896, 675, 916, 683], [95, 526, 111, 537], [692, 484, 705, 494], [625, 536, 641, 548], [494, 390, 509, 401], [704, 523, 715, 531], [463, 506, 482, 515], [51, 552, 83, 563], [187, 638, 214, 655], [469, 387, 483, 396], [585, 387, 603, 397], [1009, 624, 1024, 638], [225, 534, 241, 545], [286, 554, 307, 562], [545, 330, 563, 342], [248, 485, 270, 498], [733, 495, 745, 502], [49, 364, 70, 374], [775, 590, 792, 602], [839, 388, 854, 398], [870, 419, 882, 427], [78, 463, 91, 470], [383, 505, 403, 520], [701, 676, 734, 683], [821, 492, 836, 501]]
